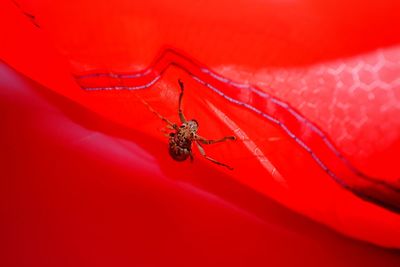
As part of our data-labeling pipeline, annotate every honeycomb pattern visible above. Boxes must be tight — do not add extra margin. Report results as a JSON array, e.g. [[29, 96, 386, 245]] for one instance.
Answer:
[[218, 46, 400, 181]]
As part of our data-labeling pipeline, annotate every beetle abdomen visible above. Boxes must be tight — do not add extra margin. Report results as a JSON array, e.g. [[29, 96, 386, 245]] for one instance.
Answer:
[[169, 145, 189, 161], [168, 133, 191, 161]]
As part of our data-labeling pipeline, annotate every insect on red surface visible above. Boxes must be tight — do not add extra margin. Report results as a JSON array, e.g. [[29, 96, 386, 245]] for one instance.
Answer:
[[139, 79, 236, 170]]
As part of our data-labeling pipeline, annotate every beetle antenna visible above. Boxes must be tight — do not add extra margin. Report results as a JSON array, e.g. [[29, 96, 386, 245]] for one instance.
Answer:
[[135, 94, 177, 128]]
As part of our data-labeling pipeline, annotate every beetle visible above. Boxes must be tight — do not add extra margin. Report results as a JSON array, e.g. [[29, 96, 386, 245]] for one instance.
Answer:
[[140, 79, 236, 170]]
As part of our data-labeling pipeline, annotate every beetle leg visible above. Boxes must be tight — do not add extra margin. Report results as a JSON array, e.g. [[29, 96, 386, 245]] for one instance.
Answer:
[[137, 95, 178, 130], [160, 128, 170, 138], [189, 150, 194, 162], [178, 79, 187, 123], [195, 141, 233, 170], [152, 110, 177, 130], [166, 124, 177, 130], [196, 135, 236, 145]]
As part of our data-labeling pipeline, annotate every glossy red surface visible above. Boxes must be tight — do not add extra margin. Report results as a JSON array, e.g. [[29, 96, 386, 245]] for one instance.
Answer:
[[2, 58, 400, 267], [1, 0, 400, 265]]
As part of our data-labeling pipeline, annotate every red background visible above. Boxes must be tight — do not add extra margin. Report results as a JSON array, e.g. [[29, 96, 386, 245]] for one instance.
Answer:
[[1, 0, 400, 266]]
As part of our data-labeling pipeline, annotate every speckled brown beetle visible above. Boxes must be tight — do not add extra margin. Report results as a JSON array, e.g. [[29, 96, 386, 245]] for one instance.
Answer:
[[140, 79, 236, 170]]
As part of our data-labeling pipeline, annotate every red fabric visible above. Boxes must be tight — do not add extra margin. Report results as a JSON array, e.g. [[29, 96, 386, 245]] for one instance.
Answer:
[[1, 0, 400, 264]]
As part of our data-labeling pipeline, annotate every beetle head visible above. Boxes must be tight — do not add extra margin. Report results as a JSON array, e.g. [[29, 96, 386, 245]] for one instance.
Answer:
[[187, 119, 199, 132]]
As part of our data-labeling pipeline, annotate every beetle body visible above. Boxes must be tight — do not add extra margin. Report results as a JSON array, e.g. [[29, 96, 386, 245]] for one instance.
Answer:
[[138, 79, 235, 170], [168, 120, 199, 161]]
